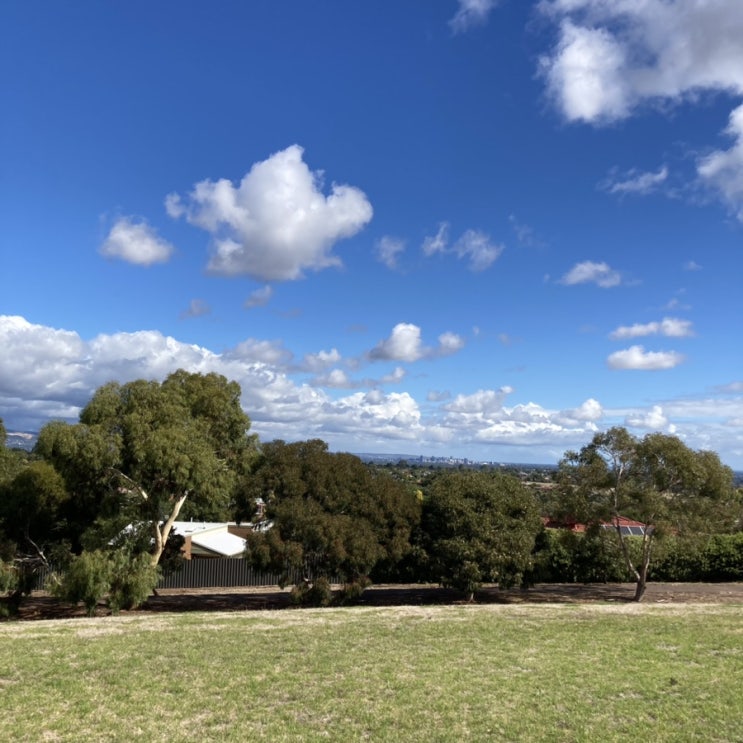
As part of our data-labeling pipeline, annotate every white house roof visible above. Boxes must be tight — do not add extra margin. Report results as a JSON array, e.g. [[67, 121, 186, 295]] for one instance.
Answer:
[[171, 521, 247, 557]]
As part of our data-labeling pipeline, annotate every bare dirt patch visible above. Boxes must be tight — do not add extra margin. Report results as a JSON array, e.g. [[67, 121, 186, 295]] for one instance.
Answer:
[[8, 581, 743, 621]]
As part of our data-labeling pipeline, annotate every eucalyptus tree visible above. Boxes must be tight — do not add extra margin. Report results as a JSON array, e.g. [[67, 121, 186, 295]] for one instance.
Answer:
[[36, 370, 257, 566], [557, 427, 738, 601]]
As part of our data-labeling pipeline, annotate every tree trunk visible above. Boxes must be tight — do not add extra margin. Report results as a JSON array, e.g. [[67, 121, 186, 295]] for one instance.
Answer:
[[150, 493, 188, 567]]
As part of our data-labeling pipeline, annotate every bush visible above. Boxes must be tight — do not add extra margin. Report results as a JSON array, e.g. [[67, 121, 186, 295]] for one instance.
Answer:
[[289, 576, 334, 607], [52, 551, 111, 616], [107, 552, 159, 613], [52, 549, 159, 615]]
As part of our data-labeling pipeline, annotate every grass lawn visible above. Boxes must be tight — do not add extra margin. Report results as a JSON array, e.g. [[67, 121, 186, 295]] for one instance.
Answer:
[[0, 602, 741, 742]]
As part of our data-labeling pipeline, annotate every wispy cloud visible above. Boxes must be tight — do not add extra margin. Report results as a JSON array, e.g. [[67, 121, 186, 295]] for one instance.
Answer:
[[422, 223, 504, 272], [602, 166, 668, 196], [376, 236, 406, 270], [559, 260, 622, 288], [244, 285, 274, 309], [449, 0, 498, 34], [180, 299, 211, 319], [609, 317, 694, 340]]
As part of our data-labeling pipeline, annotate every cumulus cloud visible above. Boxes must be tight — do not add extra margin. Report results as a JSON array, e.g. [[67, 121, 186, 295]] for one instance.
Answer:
[[180, 299, 211, 319], [99, 217, 174, 266], [539, 1, 743, 124], [166, 145, 373, 281], [2, 315, 738, 464], [697, 103, 743, 222], [603, 166, 668, 196], [369, 323, 465, 363], [559, 260, 622, 288], [609, 317, 694, 340], [301, 348, 342, 373], [449, 0, 499, 34], [625, 404, 669, 430], [376, 236, 406, 270], [607, 345, 685, 370]]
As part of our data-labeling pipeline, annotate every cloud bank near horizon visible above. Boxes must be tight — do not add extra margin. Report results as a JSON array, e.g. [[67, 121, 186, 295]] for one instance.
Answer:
[[1, 315, 740, 464]]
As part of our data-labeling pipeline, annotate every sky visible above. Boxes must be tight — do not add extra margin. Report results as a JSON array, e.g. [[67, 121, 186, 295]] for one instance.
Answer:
[[1, 0, 742, 467]]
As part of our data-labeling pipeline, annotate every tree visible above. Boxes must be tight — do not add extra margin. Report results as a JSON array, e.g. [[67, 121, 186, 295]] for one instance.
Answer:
[[36, 370, 257, 566], [420, 471, 542, 600], [557, 427, 739, 601], [241, 439, 420, 602], [0, 461, 69, 560]]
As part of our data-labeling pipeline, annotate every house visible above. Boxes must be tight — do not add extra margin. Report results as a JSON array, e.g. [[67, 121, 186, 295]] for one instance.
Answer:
[[542, 515, 648, 536], [171, 521, 248, 559]]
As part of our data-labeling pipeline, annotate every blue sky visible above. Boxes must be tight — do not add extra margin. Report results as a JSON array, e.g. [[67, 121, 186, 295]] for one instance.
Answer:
[[1, 0, 742, 467]]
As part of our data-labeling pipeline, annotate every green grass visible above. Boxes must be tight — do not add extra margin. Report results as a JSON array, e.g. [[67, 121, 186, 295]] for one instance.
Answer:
[[1, 603, 741, 742]]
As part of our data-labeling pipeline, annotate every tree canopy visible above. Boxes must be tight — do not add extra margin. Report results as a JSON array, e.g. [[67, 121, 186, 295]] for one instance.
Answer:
[[36, 370, 256, 565], [420, 470, 542, 600], [557, 427, 739, 600], [242, 439, 420, 601]]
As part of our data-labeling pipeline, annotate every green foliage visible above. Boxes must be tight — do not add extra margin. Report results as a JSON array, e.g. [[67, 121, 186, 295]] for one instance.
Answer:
[[0, 461, 69, 553], [243, 440, 420, 598], [651, 533, 743, 582], [289, 576, 334, 607], [421, 471, 542, 598], [556, 427, 738, 600], [36, 370, 257, 563], [52, 548, 159, 615], [52, 550, 112, 616], [107, 551, 160, 613]]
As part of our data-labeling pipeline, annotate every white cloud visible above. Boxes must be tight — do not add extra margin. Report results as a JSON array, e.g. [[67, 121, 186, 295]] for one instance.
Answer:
[[369, 323, 465, 363], [609, 317, 694, 340], [438, 331, 465, 355], [697, 103, 743, 222], [625, 404, 669, 430], [559, 260, 621, 288], [370, 323, 424, 363], [683, 260, 702, 271], [180, 299, 211, 319], [607, 345, 685, 370], [302, 349, 342, 373], [1, 315, 739, 466], [99, 217, 174, 266], [166, 145, 373, 281], [449, 0, 499, 34], [422, 224, 503, 271], [454, 230, 504, 272], [376, 236, 406, 270], [244, 285, 274, 309], [422, 222, 449, 256], [539, 1, 743, 124], [225, 339, 293, 366], [604, 165, 668, 195]]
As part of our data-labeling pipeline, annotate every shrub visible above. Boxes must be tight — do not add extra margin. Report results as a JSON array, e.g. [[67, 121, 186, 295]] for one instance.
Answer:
[[52, 550, 111, 616], [107, 552, 159, 613]]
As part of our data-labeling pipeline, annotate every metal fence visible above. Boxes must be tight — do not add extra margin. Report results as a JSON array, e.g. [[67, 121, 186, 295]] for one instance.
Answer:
[[158, 558, 300, 589], [30, 558, 333, 591]]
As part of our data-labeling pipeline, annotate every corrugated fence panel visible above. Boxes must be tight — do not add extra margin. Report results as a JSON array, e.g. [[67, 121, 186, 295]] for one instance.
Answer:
[[157, 559, 313, 589], [32, 559, 335, 591]]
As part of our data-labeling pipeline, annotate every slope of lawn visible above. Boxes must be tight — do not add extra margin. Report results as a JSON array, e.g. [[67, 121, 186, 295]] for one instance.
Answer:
[[1, 603, 741, 742]]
